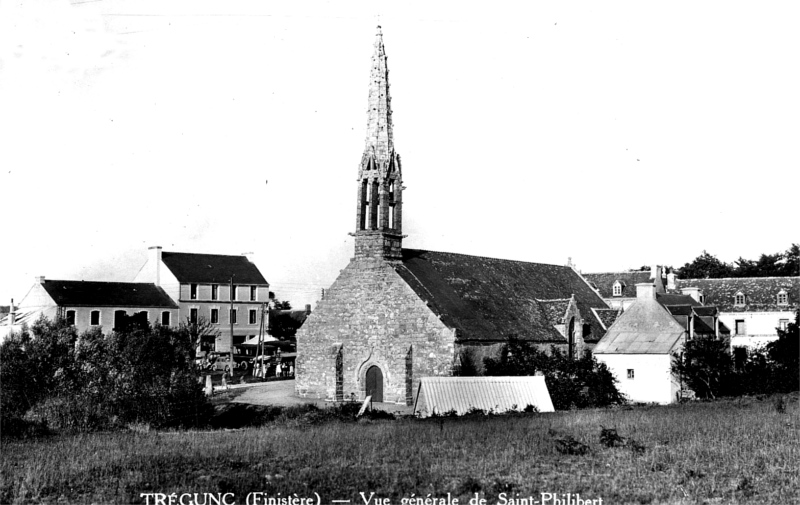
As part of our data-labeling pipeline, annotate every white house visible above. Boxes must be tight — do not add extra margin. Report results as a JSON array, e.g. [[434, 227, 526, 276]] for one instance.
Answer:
[[669, 276, 799, 352], [1, 277, 178, 337], [593, 283, 727, 404]]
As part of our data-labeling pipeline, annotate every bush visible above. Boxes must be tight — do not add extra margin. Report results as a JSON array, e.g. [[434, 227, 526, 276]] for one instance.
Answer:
[[483, 338, 625, 410], [0, 316, 212, 436]]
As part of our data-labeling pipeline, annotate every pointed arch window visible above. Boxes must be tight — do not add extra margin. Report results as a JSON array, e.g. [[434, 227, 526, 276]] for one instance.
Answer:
[[777, 289, 788, 306], [734, 292, 746, 306]]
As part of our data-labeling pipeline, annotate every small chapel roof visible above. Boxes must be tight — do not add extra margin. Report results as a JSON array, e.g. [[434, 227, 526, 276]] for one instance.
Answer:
[[395, 249, 610, 344]]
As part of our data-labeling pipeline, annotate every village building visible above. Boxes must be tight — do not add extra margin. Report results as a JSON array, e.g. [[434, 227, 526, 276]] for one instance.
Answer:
[[134, 247, 270, 352], [295, 27, 612, 405], [584, 266, 667, 310], [593, 283, 729, 404], [668, 276, 799, 352], [2, 277, 178, 336]]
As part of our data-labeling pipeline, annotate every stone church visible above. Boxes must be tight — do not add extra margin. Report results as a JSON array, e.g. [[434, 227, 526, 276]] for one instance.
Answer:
[[295, 27, 612, 405]]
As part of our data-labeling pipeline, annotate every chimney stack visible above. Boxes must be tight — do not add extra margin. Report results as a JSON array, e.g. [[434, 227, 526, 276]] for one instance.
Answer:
[[636, 283, 656, 300], [36, 276, 45, 284], [305, 304, 312, 315], [148, 246, 163, 286], [667, 271, 676, 290], [681, 287, 701, 303]]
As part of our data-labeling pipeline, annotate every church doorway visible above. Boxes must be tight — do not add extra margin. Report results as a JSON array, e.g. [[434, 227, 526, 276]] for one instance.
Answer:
[[365, 365, 383, 402]]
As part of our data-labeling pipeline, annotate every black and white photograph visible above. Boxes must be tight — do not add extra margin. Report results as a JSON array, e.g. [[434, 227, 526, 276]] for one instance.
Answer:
[[1, 1, 798, 504]]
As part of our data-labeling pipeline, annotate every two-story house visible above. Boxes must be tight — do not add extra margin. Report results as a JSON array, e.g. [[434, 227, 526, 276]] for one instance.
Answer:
[[134, 247, 270, 352]]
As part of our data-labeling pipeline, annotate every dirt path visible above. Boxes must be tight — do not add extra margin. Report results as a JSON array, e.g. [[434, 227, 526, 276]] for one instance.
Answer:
[[231, 379, 414, 414]]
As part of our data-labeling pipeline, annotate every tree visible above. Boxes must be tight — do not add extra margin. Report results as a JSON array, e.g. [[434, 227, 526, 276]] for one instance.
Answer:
[[766, 309, 799, 378], [1, 316, 211, 436], [672, 337, 733, 399], [180, 316, 220, 359], [676, 251, 734, 279], [483, 337, 625, 409]]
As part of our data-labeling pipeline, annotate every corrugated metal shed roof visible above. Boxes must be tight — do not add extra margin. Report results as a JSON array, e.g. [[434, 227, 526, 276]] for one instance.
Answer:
[[413, 376, 555, 417]]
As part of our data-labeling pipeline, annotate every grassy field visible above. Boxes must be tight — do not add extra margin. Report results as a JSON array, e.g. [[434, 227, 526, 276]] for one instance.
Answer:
[[1, 395, 798, 505]]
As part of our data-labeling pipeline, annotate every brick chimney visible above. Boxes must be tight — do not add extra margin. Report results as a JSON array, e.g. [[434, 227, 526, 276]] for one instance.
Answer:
[[636, 283, 656, 300], [148, 246, 162, 286]]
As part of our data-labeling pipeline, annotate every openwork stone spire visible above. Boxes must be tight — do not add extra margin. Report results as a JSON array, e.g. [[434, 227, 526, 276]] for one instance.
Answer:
[[353, 26, 403, 261]]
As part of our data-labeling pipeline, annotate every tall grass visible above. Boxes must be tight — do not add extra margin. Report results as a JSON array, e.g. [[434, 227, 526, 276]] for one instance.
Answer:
[[1, 396, 798, 504]]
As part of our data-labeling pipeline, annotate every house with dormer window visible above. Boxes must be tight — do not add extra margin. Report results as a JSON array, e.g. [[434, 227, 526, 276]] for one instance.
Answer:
[[584, 266, 668, 310], [667, 276, 799, 350]]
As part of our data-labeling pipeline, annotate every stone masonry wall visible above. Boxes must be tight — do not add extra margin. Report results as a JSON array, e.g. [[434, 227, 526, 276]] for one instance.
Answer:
[[296, 257, 456, 405]]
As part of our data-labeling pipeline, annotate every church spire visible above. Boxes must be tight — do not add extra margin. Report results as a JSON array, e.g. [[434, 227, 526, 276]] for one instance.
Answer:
[[364, 25, 393, 162], [353, 26, 403, 261]]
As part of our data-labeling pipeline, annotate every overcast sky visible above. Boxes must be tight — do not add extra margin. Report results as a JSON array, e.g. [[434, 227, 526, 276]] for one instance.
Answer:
[[1, 0, 798, 309]]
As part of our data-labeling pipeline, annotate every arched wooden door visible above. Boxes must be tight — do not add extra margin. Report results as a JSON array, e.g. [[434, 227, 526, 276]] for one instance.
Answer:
[[365, 365, 383, 402]]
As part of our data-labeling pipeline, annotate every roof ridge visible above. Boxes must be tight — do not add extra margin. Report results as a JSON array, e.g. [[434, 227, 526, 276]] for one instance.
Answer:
[[163, 251, 248, 258], [403, 248, 572, 269], [679, 276, 800, 281]]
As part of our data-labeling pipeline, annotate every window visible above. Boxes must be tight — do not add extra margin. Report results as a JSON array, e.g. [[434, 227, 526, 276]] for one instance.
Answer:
[[735, 319, 746, 335], [161, 311, 171, 326], [231, 285, 237, 301], [211, 308, 219, 324], [90, 310, 101, 326], [699, 294, 705, 304], [777, 290, 788, 305], [249, 309, 257, 325], [137, 311, 149, 321], [612, 282, 622, 297], [779, 319, 789, 331], [250, 286, 257, 301], [190, 284, 198, 300], [230, 309, 237, 324], [114, 310, 126, 330], [66, 310, 76, 326], [211, 285, 218, 301], [627, 369, 634, 380], [734, 292, 745, 306], [190, 308, 198, 324]]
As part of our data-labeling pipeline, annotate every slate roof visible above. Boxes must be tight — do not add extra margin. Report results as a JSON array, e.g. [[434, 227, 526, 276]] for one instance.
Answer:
[[161, 252, 269, 285], [40, 280, 178, 308], [583, 271, 652, 298], [592, 308, 621, 330], [673, 277, 799, 312], [593, 298, 686, 354], [395, 249, 610, 343]]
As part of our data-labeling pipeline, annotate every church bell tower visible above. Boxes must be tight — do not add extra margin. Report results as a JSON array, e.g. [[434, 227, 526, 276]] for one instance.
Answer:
[[353, 26, 404, 261]]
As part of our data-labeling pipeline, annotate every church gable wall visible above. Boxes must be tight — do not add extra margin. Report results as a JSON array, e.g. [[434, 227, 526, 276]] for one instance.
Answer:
[[295, 258, 456, 404]]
